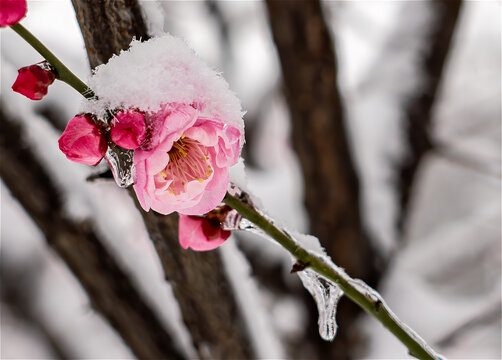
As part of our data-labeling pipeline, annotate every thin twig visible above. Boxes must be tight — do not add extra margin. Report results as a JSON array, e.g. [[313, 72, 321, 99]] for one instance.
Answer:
[[398, 0, 463, 230]]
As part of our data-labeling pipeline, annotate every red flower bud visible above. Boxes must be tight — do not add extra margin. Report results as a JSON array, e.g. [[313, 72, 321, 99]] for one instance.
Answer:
[[179, 215, 231, 251], [110, 109, 147, 149], [12, 62, 56, 100], [0, 0, 27, 27], [58, 114, 108, 166]]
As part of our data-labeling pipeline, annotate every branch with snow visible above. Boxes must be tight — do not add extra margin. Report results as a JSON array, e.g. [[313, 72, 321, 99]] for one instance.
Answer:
[[1, 1, 445, 359]]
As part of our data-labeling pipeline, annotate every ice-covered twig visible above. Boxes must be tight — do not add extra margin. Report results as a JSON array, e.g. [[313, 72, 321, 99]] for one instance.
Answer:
[[223, 191, 442, 360]]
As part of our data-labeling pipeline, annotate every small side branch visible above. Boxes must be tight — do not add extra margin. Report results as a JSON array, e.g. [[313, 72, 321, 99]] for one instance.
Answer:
[[398, 0, 463, 230]]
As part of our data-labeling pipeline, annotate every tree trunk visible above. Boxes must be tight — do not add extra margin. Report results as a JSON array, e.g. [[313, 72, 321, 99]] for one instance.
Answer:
[[398, 0, 463, 231], [71, 1, 255, 358], [265, 1, 381, 358]]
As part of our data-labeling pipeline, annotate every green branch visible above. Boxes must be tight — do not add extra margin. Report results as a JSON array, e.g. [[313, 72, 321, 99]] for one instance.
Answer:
[[223, 192, 440, 360], [9, 21, 440, 360], [10, 23, 95, 99]]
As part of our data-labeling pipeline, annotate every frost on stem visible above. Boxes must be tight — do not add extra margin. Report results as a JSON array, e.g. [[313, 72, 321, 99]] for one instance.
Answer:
[[223, 185, 445, 358], [223, 184, 345, 342], [348, 279, 444, 360]]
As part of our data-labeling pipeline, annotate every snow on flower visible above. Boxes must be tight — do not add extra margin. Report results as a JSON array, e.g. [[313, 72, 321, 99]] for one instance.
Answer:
[[133, 103, 241, 215], [0, 0, 27, 27], [11, 62, 56, 100], [58, 114, 108, 166], [82, 35, 245, 216]]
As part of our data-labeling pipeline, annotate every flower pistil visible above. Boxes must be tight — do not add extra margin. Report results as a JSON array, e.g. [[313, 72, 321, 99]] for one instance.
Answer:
[[160, 136, 213, 195]]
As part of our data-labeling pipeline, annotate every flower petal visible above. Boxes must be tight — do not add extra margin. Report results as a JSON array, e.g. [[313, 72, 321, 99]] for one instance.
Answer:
[[11, 62, 56, 100], [179, 215, 230, 251], [111, 110, 146, 149], [0, 0, 27, 27], [58, 114, 107, 166]]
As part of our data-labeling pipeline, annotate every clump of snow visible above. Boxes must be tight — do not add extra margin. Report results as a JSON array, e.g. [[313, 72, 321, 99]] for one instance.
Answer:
[[84, 35, 245, 138]]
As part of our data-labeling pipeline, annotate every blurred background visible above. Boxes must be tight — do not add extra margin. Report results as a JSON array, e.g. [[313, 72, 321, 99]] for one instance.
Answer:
[[1, 0, 500, 359]]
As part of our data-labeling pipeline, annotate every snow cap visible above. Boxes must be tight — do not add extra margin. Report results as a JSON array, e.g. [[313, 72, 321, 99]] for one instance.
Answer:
[[84, 35, 244, 142]]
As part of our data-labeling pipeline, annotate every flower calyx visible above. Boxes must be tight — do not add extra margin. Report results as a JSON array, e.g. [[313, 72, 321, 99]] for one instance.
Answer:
[[110, 109, 147, 150]]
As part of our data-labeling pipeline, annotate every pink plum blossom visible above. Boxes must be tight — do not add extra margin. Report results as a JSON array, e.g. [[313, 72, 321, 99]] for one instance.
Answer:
[[58, 114, 108, 166], [110, 109, 146, 149], [133, 103, 241, 216], [179, 214, 231, 251], [11, 62, 56, 100], [0, 0, 26, 27]]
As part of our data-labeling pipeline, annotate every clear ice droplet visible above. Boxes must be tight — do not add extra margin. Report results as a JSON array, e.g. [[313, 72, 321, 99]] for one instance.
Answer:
[[105, 145, 135, 188], [222, 184, 265, 234], [298, 269, 344, 341]]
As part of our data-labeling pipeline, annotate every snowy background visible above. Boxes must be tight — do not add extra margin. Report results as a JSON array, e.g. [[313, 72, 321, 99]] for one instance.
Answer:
[[1, 0, 500, 359]]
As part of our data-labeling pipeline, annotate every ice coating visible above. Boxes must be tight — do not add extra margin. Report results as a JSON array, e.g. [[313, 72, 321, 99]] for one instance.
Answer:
[[84, 35, 245, 146], [348, 279, 444, 359], [298, 269, 344, 341], [225, 209, 345, 341], [223, 184, 345, 342], [105, 145, 135, 187], [224, 184, 445, 356]]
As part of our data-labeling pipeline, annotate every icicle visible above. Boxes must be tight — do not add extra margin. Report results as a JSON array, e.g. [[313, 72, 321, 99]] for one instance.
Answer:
[[349, 278, 383, 304], [224, 184, 345, 342], [105, 145, 135, 187], [224, 184, 445, 356], [297, 269, 344, 341]]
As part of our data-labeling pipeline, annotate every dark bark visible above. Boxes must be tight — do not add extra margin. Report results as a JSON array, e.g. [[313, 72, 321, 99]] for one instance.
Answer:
[[136, 206, 254, 359], [71, 1, 255, 358], [0, 110, 184, 360], [265, 1, 381, 358], [0, 258, 75, 360], [265, 0, 379, 286], [398, 0, 463, 230], [71, 0, 149, 69], [1, 258, 73, 360]]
